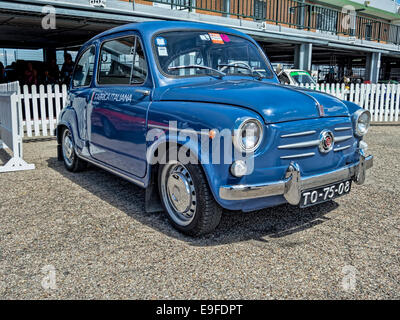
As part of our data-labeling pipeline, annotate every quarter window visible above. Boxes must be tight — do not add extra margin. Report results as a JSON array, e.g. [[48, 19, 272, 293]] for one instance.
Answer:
[[72, 46, 95, 87], [98, 36, 148, 85]]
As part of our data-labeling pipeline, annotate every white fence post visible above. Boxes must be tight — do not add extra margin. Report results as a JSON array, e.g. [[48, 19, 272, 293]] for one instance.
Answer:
[[0, 93, 35, 173]]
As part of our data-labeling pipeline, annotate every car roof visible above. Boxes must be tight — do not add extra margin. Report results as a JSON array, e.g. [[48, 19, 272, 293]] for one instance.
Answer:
[[85, 20, 253, 45]]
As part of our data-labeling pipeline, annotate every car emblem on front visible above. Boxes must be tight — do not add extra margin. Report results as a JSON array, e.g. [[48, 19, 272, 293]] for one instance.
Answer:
[[319, 130, 334, 153]]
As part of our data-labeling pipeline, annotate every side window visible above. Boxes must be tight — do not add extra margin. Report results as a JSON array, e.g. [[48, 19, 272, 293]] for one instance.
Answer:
[[72, 46, 95, 87], [98, 36, 148, 85]]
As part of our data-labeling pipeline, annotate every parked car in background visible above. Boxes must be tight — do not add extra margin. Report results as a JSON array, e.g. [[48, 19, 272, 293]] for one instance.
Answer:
[[56, 21, 373, 236], [278, 69, 316, 86]]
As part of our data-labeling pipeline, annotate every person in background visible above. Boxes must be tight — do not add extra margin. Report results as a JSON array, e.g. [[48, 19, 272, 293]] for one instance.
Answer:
[[61, 53, 74, 85], [0, 62, 8, 84], [44, 58, 60, 85], [24, 62, 38, 86]]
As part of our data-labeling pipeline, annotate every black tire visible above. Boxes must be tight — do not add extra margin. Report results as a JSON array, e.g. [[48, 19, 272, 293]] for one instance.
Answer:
[[158, 146, 222, 236], [61, 128, 87, 172]]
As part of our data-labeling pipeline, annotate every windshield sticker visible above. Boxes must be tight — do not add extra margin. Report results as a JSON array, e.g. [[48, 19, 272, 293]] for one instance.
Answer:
[[220, 34, 230, 42], [208, 33, 224, 44], [155, 37, 167, 46], [199, 34, 211, 41], [158, 46, 168, 56]]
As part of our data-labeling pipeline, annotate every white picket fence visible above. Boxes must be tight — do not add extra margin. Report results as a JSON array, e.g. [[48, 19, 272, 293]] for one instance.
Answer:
[[14, 84, 68, 138], [298, 83, 400, 123]]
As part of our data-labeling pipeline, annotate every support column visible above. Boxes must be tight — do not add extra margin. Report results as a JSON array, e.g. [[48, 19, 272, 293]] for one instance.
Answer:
[[43, 48, 56, 64], [294, 43, 312, 71], [365, 52, 381, 83]]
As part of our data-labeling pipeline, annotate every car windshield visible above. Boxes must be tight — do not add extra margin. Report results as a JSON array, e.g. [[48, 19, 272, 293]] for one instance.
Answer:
[[290, 71, 315, 85], [154, 31, 274, 79]]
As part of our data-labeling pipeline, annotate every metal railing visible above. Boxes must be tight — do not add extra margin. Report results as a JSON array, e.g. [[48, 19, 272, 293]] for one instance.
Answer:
[[144, 0, 400, 45]]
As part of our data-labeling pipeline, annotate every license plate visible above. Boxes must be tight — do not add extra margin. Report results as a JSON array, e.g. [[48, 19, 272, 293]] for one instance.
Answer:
[[300, 180, 352, 208]]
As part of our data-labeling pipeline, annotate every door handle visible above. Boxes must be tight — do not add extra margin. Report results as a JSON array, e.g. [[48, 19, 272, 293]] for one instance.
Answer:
[[135, 89, 151, 96]]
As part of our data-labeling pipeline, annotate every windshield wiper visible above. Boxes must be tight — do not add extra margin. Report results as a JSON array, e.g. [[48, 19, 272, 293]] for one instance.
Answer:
[[218, 62, 264, 80], [168, 65, 226, 79]]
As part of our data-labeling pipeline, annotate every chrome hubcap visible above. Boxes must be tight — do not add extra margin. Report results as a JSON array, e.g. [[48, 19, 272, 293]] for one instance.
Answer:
[[161, 162, 197, 226], [62, 130, 74, 166]]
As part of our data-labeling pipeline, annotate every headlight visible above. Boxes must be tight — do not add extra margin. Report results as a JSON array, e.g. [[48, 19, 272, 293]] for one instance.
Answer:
[[233, 118, 263, 153], [354, 110, 371, 137]]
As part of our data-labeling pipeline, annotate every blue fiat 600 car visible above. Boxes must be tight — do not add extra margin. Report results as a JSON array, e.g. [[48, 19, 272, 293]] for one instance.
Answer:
[[56, 21, 373, 236]]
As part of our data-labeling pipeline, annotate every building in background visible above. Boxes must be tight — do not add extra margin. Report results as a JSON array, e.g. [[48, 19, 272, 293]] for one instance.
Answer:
[[1, 0, 400, 83]]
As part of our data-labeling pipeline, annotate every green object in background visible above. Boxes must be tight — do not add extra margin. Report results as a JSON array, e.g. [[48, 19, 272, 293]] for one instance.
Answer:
[[290, 71, 311, 77]]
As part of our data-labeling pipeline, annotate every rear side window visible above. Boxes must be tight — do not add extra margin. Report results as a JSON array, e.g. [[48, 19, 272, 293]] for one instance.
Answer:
[[98, 36, 148, 85], [72, 46, 95, 87]]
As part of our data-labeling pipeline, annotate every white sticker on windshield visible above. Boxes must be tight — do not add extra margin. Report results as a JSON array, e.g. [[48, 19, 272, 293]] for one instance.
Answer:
[[158, 46, 168, 56], [199, 34, 211, 41], [156, 37, 167, 46]]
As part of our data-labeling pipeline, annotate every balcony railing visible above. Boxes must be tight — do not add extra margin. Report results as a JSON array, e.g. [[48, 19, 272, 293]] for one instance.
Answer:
[[144, 0, 400, 45]]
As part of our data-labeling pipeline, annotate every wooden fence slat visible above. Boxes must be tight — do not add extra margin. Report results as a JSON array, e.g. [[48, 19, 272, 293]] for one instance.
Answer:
[[379, 84, 385, 122], [359, 83, 365, 108], [395, 85, 400, 122], [22, 85, 32, 137], [39, 85, 48, 136], [349, 83, 354, 102], [388, 84, 395, 122], [31, 85, 41, 136], [364, 84, 370, 113], [62, 85, 68, 110], [54, 84, 62, 119], [354, 84, 360, 105], [47, 85, 55, 134], [374, 84, 380, 122]]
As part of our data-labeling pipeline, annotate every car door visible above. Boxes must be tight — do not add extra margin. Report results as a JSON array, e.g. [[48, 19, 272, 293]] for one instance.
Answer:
[[70, 45, 96, 152], [88, 33, 151, 178]]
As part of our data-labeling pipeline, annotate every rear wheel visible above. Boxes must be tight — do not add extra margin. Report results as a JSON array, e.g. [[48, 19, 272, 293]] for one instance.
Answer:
[[62, 128, 87, 172], [158, 154, 222, 236]]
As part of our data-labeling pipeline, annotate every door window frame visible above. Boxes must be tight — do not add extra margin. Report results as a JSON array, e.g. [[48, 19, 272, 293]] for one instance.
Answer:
[[95, 33, 149, 88]]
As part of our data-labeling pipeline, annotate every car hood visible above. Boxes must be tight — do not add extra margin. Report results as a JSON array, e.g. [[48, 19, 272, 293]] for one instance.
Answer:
[[158, 80, 350, 124]]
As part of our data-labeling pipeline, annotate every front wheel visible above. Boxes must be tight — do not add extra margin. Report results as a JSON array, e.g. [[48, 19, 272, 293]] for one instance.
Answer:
[[158, 160, 222, 236], [62, 128, 87, 172]]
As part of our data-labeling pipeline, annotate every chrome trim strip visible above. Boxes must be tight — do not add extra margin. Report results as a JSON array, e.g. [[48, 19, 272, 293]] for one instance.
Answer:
[[148, 124, 210, 136], [278, 140, 320, 149], [334, 135, 353, 143], [334, 145, 351, 152], [219, 155, 373, 201], [281, 130, 317, 138], [280, 152, 315, 160], [335, 127, 352, 132]]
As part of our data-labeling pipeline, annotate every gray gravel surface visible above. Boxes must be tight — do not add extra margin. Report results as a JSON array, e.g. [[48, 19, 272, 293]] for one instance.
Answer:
[[0, 126, 399, 299]]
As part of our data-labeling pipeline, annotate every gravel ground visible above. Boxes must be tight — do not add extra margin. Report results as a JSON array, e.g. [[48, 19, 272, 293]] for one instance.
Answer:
[[0, 126, 399, 300]]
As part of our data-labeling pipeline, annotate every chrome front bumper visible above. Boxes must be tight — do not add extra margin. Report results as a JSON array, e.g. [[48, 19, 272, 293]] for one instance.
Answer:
[[219, 154, 373, 205]]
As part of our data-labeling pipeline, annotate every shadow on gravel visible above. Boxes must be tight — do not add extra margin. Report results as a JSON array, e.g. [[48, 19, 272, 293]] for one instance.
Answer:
[[47, 157, 338, 247]]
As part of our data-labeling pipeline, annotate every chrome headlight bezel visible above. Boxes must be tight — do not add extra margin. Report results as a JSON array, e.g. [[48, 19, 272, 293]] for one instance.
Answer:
[[233, 118, 263, 153], [353, 109, 371, 137]]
